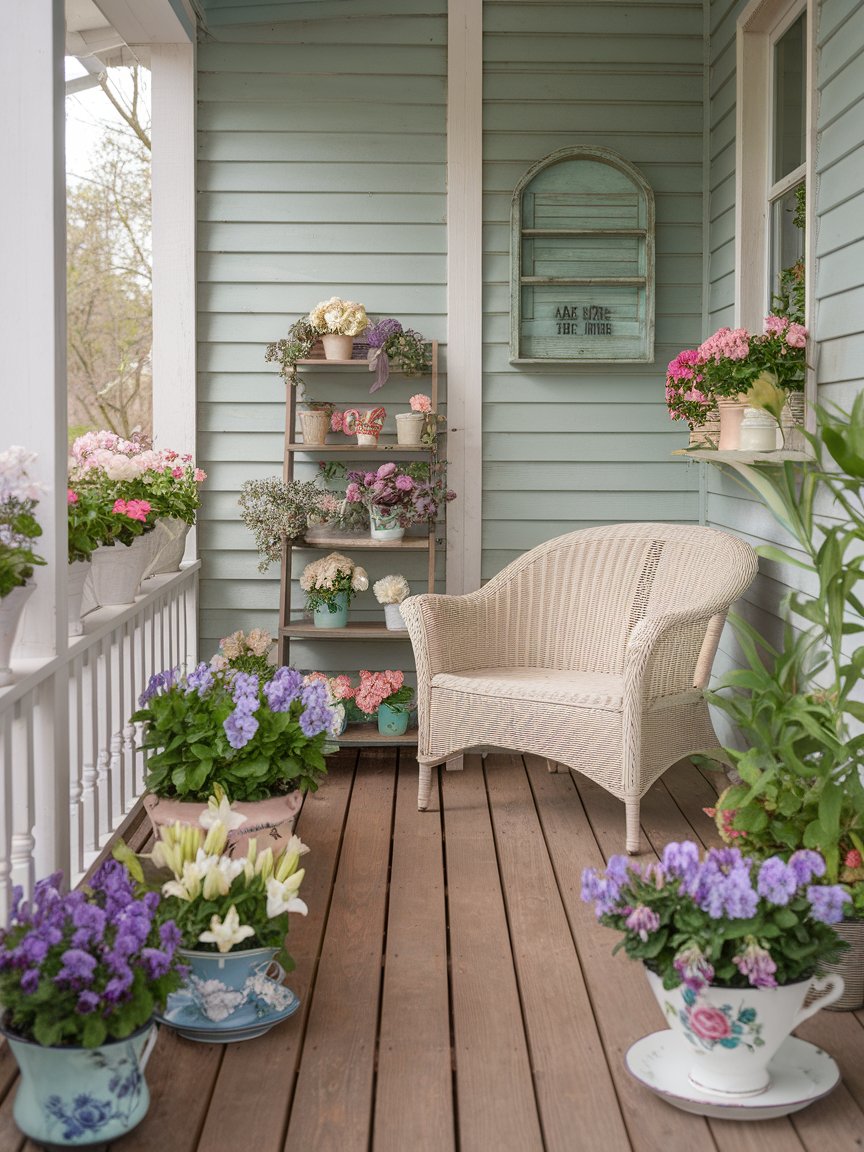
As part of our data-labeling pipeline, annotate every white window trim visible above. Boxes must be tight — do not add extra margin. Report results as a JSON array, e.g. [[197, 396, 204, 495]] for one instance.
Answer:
[[735, 0, 817, 426]]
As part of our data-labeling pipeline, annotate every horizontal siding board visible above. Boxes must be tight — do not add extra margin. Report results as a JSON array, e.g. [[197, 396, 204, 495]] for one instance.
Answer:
[[483, 491, 698, 519], [482, 433, 687, 462], [197, 192, 446, 225], [815, 189, 864, 256], [197, 102, 444, 133], [482, 132, 701, 163], [198, 252, 446, 284], [198, 43, 444, 74], [483, 4, 703, 37], [815, 96, 864, 170], [815, 237, 864, 299], [199, 283, 446, 314], [198, 131, 447, 164], [198, 72, 446, 106], [819, 3, 864, 84], [198, 162, 446, 195], [198, 221, 447, 254], [814, 147, 864, 214]]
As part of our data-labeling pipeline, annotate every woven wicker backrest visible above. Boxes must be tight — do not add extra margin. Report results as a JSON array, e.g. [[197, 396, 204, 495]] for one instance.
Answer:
[[479, 523, 756, 675]]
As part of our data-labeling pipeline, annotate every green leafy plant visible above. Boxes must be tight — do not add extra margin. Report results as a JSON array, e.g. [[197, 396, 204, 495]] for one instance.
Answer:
[[264, 319, 318, 386], [771, 181, 806, 325], [704, 396, 864, 914], [133, 664, 336, 802]]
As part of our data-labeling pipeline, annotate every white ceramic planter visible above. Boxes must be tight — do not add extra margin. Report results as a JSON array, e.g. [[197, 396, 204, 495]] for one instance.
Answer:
[[299, 409, 330, 445], [646, 967, 843, 1097], [395, 412, 425, 445], [370, 506, 405, 542], [143, 518, 191, 578], [89, 535, 155, 607], [67, 559, 92, 636], [383, 602, 407, 630], [0, 583, 35, 688]]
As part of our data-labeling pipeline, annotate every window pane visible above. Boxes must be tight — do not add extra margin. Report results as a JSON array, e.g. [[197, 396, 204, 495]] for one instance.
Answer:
[[773, 14, 806, 182], [770, 182, 805, 319]]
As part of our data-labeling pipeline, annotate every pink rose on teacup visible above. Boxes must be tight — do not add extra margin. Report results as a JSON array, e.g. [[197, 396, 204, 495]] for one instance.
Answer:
[[688, 1004, 732, 1042]]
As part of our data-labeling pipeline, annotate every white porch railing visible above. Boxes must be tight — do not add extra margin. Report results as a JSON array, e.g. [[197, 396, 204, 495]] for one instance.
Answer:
[[0, 562, 199, 920]]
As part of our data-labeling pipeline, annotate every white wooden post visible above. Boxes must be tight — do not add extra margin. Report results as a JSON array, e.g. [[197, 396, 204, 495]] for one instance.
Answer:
[[0, 0, 70, 881], [0, 0, 68, 651], [446, 0, 484, 594], [150, 43, 197, 558]]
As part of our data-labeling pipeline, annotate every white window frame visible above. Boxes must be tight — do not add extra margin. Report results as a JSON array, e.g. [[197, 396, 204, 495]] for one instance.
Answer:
[[735, 0, 816, 424]]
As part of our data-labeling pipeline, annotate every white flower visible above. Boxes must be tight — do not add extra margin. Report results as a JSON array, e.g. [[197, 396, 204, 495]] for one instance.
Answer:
[[209, 653, 229, 671], [199, 793, 247, 833], [373, 574, 410, 604], [188, 976, 247, 1022], [197, 905, 256, 953], [162, 858, 205, 901], [103, 454, 141, 481], [266, 874, 308, 919], [351, 567, 369, 592], [200, 853, 245, 900]]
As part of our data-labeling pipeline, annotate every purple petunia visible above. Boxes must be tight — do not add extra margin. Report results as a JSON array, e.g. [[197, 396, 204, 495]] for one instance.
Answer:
[[185, 662, 214, 695], [56, 948, 97, 985], [692, 847, 759, 920], [756, 857, 798, 905], [807, 884, 852, 924], [231, 672, 259, 702], [661, 841, 701, 887], [224, 708, 259, 749], [789, 850, 826, 886], [138, 667, 178, 707], [580, 867, 623, 917], [264, 666, 304, 713], [734, 938, 778, 988]]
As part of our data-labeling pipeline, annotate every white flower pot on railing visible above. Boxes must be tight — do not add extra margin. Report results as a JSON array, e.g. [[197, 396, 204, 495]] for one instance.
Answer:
[[67, 560, 92, 637], [143, 518, 191, 579], [89, 535, 156, 607], [0, 584, 35, 688]]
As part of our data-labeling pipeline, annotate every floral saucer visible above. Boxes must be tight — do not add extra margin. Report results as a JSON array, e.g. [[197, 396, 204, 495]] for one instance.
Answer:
[[625, 1032, 840, 1120], [155, 974, 300, 1044]]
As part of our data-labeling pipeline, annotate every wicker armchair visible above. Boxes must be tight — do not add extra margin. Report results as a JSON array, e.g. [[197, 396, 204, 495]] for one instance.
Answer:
[[400, 523, 758, 852]]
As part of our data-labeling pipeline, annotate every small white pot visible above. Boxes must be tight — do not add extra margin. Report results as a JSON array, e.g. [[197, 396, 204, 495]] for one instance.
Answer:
[[89, 535, 155, 607], [395, 412, 425, 446], [67, 559, 92, 636], [143, 518, 191, 578], [0, 584, 35, 688], [383, 602, 407, 630]]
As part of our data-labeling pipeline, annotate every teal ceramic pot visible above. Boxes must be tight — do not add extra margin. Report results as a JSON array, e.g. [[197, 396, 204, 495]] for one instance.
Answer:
[[178, 946, 279, 993], [377, 701, 410, 736], [2, 1019, 153, 1149], [313, 591, 348, 629]]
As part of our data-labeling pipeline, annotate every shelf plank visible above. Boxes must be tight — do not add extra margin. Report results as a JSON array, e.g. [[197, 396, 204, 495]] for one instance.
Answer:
[[336, 723, 418, 747], [282, 621, 413, 639], [672, 449, 811, 463], [299, 530, 431, 551], [285, 439, 436, 454], [296, 358, 371, 367]]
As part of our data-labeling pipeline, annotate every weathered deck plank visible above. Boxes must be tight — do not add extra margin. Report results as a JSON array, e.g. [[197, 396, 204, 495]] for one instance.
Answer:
[[486, 753, 631, 1152], [374, 750, 455, 1152], [443, 754, 545, 1152], [282, 748, 395, 1152]]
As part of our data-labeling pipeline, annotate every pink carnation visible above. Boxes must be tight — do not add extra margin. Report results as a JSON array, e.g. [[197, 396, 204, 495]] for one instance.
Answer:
[[785, 323, 807, 349], [763, 314, 789, 336], [409, 393, 432, 413], [172, 466, 184, 479], [194, 468, 207, 482]]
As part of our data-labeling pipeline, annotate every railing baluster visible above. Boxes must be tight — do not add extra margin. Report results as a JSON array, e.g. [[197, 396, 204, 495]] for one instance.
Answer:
[[0, 565, 199, 902]]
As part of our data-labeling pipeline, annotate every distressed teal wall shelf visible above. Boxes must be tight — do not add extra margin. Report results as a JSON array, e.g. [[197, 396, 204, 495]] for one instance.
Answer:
[[510, 146, 655, 364]]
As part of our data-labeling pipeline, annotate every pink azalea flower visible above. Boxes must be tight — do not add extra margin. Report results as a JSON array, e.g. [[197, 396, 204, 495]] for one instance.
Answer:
[[785, 323, 807, 349]]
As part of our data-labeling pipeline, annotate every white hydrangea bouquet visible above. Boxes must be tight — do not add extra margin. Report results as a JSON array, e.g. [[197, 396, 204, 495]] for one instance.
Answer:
[[300, 551, 368, 616], [307, 297, 369, 337]]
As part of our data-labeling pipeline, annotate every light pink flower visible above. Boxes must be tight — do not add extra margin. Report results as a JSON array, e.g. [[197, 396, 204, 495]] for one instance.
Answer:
[[67, 489, 78, 505], [194, 468, 207, 483], [785, 323, 807, 349], [763, 314, 789, 335], [409, 393, 432, 413]]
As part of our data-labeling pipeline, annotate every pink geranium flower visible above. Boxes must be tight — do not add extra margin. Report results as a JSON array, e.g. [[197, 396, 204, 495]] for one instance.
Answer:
[[67, 489, 78, 504], [409, 393, 432, 413]]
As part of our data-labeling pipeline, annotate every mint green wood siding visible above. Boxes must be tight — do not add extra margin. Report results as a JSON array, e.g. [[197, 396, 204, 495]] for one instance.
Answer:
[[482, 1, 703, 580], [705, 0, 864, 736], [196, 1, 446, 662]]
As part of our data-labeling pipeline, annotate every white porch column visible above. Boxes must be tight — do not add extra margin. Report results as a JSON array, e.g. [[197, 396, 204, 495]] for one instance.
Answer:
[[150, 43, 196, 459], [0, 0, 68, 651], [446, 0, 484, 594]]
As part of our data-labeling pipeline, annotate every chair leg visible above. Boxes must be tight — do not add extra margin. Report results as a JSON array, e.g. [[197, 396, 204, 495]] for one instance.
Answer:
[[418, 765, 433, 811], [625, 799, 640, 854], [546, 759, 558, 773], [445, 755, 464, 772]]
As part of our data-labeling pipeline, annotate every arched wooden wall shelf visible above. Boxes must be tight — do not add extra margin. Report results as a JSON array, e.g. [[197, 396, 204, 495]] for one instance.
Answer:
[[510, 146, 655, 363]]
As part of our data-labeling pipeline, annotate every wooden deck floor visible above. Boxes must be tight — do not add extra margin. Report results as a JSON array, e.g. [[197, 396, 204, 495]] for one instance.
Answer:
[[2, 750, 864, 1151]]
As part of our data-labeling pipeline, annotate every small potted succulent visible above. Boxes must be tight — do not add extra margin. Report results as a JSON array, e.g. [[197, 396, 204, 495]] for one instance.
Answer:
[[373, 573, 411, 630], [299, 551, 368, 628], [0, 861, 184, 1147]]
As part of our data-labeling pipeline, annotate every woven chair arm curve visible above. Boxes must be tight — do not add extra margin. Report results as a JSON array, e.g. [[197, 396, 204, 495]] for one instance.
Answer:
[[400, 591, 502, 677], [626, 606, 722, 654]]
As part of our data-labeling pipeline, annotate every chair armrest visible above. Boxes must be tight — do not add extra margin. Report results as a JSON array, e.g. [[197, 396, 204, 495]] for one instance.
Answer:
[[400, 590, 499, 680], [624, 607, 723, 701]]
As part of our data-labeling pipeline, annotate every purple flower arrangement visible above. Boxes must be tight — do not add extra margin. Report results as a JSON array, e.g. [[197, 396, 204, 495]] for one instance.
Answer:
[[0, 861, 184, 1048], [581, 841, 848, 992], [133, 663, 337, 803], [345, 461, 456, 528]]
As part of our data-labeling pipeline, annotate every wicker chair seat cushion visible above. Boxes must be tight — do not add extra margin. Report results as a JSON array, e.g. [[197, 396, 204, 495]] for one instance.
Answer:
[[430, 668, 704, 712]]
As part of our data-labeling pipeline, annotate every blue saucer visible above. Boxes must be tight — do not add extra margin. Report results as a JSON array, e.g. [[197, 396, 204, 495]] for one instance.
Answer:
[[155, 975, 300, 1043]]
